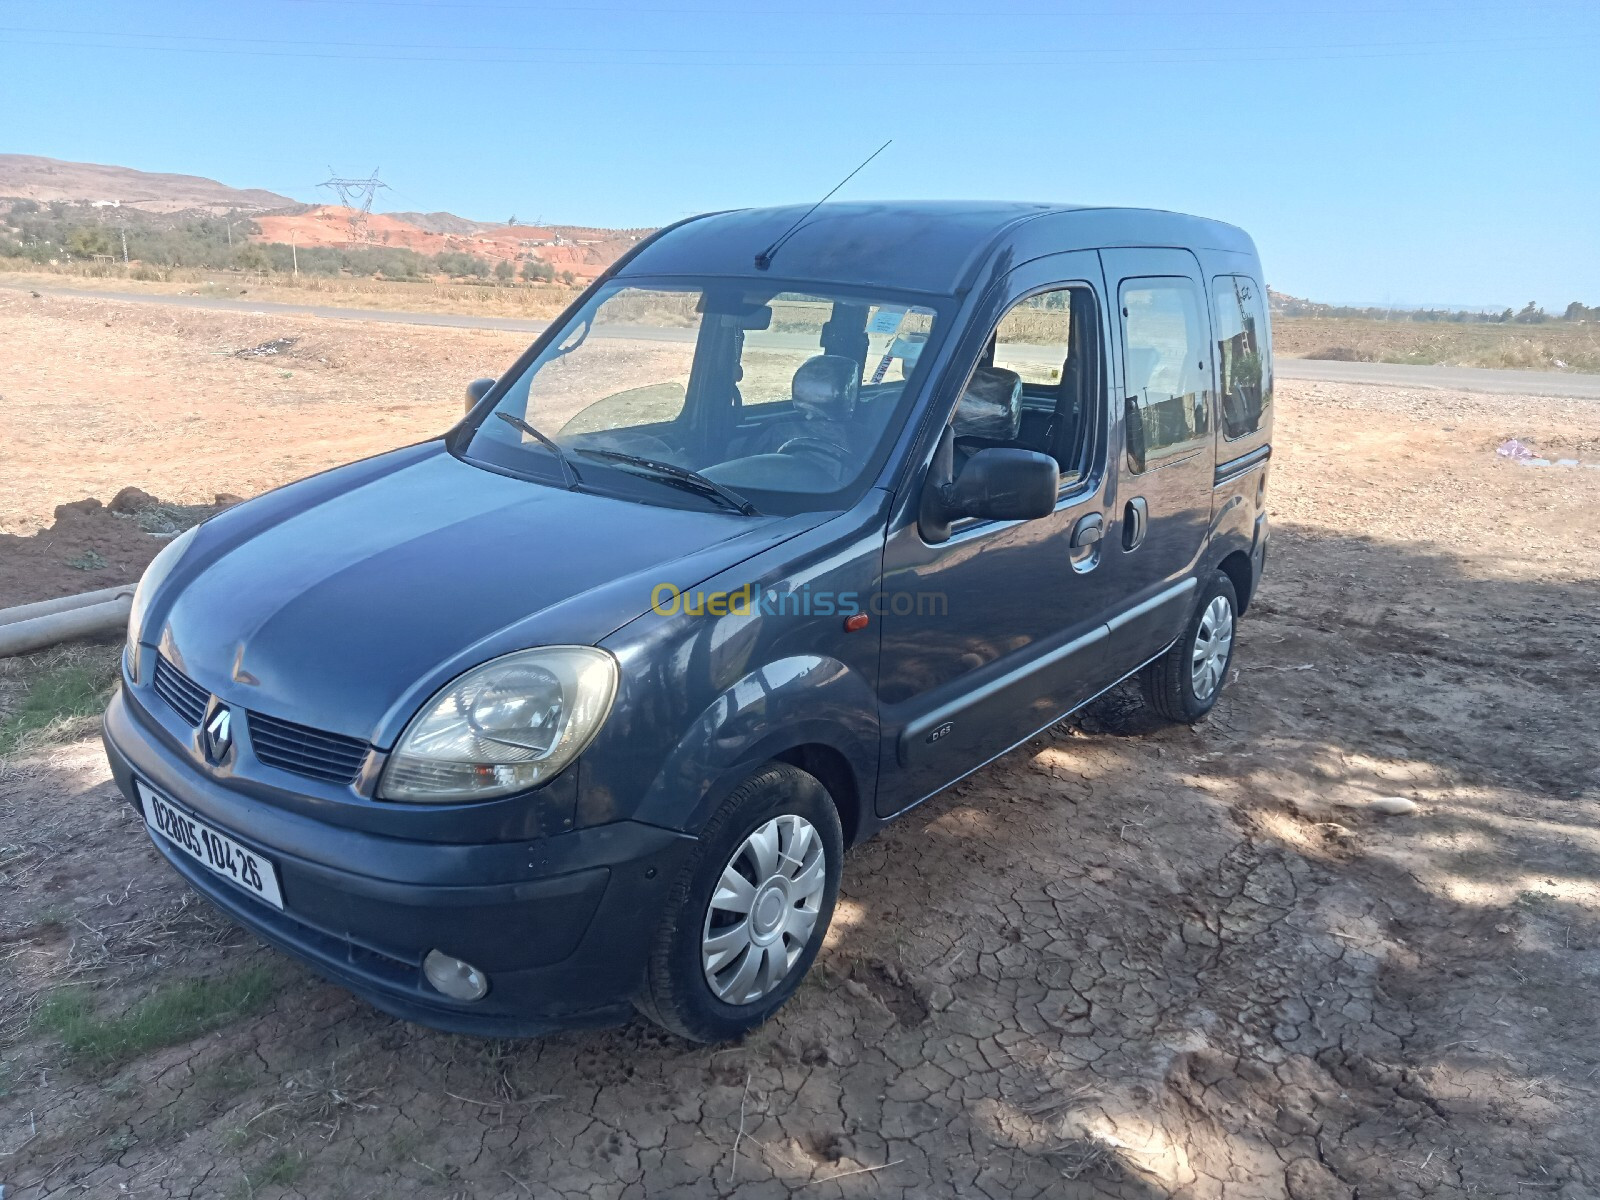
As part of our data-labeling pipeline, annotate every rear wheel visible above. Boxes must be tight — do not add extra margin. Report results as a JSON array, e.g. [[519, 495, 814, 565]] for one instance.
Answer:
[[638, 762, 842, 1042], [1140, 571, 1238, 723]]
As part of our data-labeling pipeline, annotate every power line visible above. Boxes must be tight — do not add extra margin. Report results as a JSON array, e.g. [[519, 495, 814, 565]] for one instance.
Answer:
[[2, 32, 1592, 67], [267, 0, 1597, 16], [0, 25, 1589, 58]]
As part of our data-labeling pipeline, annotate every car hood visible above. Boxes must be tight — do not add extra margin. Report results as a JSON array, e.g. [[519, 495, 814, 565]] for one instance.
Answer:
[[155, 444, 816, 745]]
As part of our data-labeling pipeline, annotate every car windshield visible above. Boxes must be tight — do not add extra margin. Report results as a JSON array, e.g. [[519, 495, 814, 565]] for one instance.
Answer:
[[464, 279, 944, 516]]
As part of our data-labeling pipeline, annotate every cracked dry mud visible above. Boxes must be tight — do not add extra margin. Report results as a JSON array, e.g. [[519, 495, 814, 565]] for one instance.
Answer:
[[3, 297, 1600, 1198]]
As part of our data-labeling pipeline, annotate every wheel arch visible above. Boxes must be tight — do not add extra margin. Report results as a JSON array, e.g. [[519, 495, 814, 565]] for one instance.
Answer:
[[618, 654, 879, 839], [1217, 548, 1255, 613], [772, 742, 867, 848]]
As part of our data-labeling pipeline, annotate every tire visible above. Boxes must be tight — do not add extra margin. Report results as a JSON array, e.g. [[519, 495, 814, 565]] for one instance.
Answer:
[[1140, 571, 1239, 724], [637, 762, 843, 1043]]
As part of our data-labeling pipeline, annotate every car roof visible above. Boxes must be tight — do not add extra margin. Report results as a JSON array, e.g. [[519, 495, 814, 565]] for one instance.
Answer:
[[617, 200, 1258, 296]]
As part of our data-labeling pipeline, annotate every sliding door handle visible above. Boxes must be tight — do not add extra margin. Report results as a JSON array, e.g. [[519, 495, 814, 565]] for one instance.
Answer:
[[1123, 497, 1148, 551]]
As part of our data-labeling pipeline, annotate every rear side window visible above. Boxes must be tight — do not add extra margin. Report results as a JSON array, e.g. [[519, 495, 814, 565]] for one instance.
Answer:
[[1211, 275, 1271, 440], [1120, 277, 1209, 473]]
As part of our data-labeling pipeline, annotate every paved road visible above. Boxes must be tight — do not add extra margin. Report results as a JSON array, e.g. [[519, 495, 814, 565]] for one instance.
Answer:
[[10, 283, 1600, 400], [1273, 356, 1600, 400]]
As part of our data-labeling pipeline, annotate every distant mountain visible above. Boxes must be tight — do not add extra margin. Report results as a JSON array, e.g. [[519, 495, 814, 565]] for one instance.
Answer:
[[0, 154, 296, 214], [387, 210, 493, 236]]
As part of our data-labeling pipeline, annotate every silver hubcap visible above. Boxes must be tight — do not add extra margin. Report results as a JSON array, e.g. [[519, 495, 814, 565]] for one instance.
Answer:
[[1191, 595, 1234, 700], [701, 814, 826, 1006]]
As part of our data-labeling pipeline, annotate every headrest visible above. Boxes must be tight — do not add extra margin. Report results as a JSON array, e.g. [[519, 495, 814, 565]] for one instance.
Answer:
[[953, 366, 1023, 441], [791, 355, 860, 422]]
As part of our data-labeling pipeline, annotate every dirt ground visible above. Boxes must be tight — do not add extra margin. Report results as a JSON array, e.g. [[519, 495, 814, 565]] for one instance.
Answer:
[[2, 295, 1600, 1198]]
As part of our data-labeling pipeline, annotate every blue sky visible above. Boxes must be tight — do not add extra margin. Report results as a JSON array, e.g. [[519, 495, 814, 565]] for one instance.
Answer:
[[2, 0, 1596, 308]]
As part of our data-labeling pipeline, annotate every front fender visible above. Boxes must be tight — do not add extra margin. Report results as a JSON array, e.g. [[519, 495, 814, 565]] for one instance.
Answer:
[[594, 653, 878, 834], [578, 493, 889, 835]]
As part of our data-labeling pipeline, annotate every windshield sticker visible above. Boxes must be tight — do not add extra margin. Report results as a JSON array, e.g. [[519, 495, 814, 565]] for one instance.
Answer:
[[867, 306, 906, 335]]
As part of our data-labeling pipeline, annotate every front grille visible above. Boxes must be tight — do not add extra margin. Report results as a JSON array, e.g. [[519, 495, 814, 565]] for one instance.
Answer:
[[152, 655, 209, 726], [248, 711, 370, 785]]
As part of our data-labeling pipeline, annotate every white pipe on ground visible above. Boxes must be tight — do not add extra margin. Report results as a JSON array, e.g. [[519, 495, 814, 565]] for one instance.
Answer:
[[0, 585, 136, 628], [0, 596, 134, 658]]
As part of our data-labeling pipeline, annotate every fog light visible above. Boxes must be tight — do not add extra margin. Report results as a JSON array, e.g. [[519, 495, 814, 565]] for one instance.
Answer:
[[423, 950, 489, 1002]]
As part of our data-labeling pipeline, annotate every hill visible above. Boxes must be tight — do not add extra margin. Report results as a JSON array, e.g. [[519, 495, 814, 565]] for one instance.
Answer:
[[251, 206, 646, 282], [0, 154, 295, 214], [0, 157, 652, 281]]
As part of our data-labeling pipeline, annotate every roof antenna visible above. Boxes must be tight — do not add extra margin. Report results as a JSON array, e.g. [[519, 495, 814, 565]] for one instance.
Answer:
[[754, 139, 892, 271]]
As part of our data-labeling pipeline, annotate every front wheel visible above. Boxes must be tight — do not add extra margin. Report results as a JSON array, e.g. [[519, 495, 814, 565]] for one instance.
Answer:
[[1140, 571, 1239, 723], [637, 762, 843, 1042]]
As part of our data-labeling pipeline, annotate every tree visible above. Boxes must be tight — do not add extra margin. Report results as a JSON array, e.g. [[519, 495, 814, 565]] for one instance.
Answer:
[[234, 245, 271, 272], [494, 258, 514, 283], [433, 250, 490, 278], [65, 226, 114, 257], [1514, 301, 1546, 324], [520, 258, 554, 282]]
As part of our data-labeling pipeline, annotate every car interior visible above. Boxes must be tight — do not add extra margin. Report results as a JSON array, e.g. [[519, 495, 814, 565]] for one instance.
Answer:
[[556, 295, 928, 497], [950, 285, 1100, 485], [515, 283, 1100, 505]]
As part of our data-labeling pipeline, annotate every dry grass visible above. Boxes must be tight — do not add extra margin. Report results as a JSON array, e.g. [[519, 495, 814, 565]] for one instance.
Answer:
[[1276, 316, 1600, 371], [0, 259, 582, 319]]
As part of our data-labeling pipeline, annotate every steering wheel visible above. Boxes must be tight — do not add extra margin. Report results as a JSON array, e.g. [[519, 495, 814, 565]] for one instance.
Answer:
[[777, 436, 853, 480]]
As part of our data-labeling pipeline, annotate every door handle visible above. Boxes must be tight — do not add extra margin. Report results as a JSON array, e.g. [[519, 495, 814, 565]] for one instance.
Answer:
[[1070, 512, 1104, 549], [1123, 497, 1148, 551]]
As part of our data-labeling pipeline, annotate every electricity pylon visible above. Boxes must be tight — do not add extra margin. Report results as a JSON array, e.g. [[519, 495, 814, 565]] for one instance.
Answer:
[[318, 168, 389, 244]]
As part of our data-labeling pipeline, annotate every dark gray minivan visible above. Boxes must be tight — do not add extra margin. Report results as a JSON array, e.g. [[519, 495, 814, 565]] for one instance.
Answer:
[[104, 202, 1273, 1041]]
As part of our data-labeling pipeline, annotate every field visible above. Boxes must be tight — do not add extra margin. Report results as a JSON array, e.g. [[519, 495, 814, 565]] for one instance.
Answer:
[[0, 260, 584, 322], [8, 259, 1600, 375], [1273, 315, 1600, 372], [2, 293, 1600, 1198]]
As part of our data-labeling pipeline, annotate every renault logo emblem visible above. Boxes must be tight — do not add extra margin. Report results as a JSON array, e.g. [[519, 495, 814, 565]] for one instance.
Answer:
[[203, 705, 233, 763]]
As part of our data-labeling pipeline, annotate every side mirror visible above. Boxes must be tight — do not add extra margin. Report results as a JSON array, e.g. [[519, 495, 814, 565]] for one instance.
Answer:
[[465, 377, 496, 414], [920, 443, 1059, 544]]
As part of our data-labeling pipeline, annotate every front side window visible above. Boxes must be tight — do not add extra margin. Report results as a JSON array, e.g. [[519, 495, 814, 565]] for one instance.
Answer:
[[992, 291, 1073, 387], [1120, 277, 1210, 474], [466, 281, 943, 516], [947, 285, 1101, 486], [1211, 275, 1271, 440]]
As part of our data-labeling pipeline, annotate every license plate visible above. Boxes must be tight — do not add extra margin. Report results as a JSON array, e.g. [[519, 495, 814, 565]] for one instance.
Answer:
[[137, 781, 284, 909]]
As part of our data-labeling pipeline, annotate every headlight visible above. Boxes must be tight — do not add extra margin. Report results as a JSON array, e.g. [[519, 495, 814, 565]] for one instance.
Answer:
[[126, 524, 199, 677], [379, 646, 618, 803]]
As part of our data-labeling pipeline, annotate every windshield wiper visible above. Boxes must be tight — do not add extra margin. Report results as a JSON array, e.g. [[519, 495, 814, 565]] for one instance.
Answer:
[[572, 448, 759, 516], [495, 412, 582, 490]]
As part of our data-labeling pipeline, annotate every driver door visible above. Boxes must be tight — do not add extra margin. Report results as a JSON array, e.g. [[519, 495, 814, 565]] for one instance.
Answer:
[[874, 251, 1119, 816]]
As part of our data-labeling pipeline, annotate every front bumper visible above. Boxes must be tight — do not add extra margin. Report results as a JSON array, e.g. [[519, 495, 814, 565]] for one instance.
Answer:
[[103, 686, 695, 1036]]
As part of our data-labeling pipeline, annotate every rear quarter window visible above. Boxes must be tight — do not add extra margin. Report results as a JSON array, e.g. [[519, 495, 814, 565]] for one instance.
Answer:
[[1211, 275, 1272, 440], [1120, 277, 1210, 474]]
